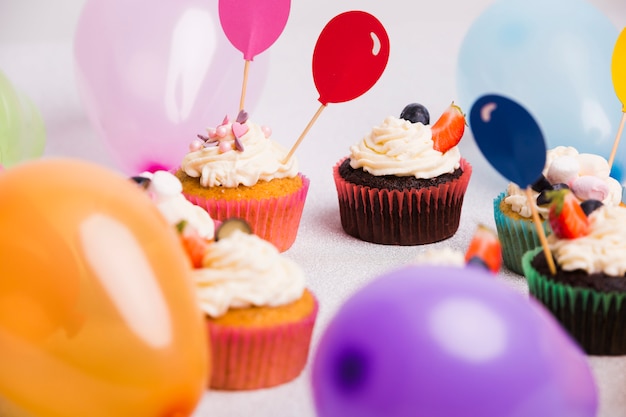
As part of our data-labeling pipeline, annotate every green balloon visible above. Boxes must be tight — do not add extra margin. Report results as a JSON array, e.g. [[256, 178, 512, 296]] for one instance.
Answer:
[[0, 70, 46, 168]]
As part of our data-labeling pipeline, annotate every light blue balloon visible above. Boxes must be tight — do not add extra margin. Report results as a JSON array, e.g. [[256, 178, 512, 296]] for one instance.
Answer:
[[457, 0, 623, 182]]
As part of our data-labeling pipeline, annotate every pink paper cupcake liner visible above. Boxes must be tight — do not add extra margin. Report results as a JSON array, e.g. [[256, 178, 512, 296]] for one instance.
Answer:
[[333, 158, 472, 245], [183, 174, 310, 252], [206, 295, 319, 390]]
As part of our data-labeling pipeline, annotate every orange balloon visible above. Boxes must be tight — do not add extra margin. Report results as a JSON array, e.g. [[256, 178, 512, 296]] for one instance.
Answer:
[[0, 158, 209, 416]]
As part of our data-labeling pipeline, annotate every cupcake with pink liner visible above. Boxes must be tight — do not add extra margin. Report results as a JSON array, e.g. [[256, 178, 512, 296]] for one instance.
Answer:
[[193, 224, 318, 390], [333, 102, 472, 245], [174, 111, 309, 252], [494, 145, 622, 274]]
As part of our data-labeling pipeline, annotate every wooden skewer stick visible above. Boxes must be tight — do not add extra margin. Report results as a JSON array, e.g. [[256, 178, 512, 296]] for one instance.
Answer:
[[282, 103, 326, 164], [608, 111, 626, 170], [525, 187, 556, 275], [239, 60, 251, 112]]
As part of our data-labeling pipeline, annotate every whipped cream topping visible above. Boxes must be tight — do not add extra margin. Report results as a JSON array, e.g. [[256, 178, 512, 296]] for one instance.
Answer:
[[413, 247, 466, 267], [505, 146, 622, 219], [549, 205, 626, 276], [140, 170, 215, 239], [193, 230, 305, 318], [349, 116, 461, 178], [181, 118, 298, 188]]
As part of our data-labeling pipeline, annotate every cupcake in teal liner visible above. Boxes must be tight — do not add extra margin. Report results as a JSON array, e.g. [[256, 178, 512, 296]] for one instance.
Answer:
[[522, 193, 626, 356], [495, 146, 622, 275]]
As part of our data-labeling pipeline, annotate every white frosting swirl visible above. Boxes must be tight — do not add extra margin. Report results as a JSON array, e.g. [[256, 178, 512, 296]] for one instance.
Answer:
[[349, 116, 461, 178], [141, 170, 215, 239], [505, 146, 622, 218], [193, 230, 305, 318], [181, 120, 299, 188], [413, 247, 466, 267], [549, 205, 626, 276]]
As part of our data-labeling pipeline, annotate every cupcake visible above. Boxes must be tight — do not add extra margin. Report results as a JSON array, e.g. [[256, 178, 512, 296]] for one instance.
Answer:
[[333, 102, 472, 245], [522, 190, 626, 355], [495, 146, 622, 274], [175, 111, 309, 252], [187, 222, 318, 390]]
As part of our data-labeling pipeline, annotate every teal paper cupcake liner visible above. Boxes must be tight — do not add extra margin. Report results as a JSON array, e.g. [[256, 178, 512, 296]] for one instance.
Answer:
[[493, 192, 548, 275], [522, 247, 626, 356]]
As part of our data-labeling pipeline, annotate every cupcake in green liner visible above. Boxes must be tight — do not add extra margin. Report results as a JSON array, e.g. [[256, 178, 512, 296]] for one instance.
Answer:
[[493, 192, 548, 274], [495, 146, 622, 275], [522, 197, 626, 356]]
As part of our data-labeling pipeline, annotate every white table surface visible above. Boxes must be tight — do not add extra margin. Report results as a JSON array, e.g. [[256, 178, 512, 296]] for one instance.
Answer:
[[2, 1, 626, 416]]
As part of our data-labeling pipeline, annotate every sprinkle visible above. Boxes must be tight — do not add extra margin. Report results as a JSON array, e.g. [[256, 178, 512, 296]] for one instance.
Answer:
[[236, 109, 249, 124], [261, 125, 272, 138], [232, 122, 249, 139], [221, 115, 230, 125], [234, 137, 245, 152]]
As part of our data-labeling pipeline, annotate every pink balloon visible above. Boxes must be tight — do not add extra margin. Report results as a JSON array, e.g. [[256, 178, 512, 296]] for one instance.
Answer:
[[219, 0, 290, 60], [313, 11, 390, 106], [74, 0, 269, 174]]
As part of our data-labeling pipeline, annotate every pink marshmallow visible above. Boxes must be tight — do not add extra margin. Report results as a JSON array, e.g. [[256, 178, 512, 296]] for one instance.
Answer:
[[571, 175, 609, 201]]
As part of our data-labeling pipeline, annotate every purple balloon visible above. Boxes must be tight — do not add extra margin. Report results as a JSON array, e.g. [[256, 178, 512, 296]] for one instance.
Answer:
[[74, 0, 269, 174], [312, 266, 597, 417]]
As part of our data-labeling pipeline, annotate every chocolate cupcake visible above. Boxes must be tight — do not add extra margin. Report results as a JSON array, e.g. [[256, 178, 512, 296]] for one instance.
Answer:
[[333, 103, 472, 245], [522, 199, 626, 355]]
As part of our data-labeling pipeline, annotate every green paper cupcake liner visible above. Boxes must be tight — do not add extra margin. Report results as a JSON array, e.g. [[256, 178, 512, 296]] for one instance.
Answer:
[[493, 192, 549, 275], [522, 247, 626, 356]]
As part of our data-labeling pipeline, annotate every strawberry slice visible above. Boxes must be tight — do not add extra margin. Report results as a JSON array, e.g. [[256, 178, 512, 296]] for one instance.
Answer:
[[431, 102, 466, 153], [464, 224, 502, 273], [176, 221, 211, 268], [547, 189, 590, 239]]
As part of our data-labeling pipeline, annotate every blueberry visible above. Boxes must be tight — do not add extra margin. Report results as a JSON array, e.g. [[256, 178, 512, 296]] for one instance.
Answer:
[[580, 199, 603, 217], [530, 174, 551, 192], [400, 103, 430, 125], [466, 256, 489, 271], [130, 175, 151, 190], [536, 183, 569, 206]]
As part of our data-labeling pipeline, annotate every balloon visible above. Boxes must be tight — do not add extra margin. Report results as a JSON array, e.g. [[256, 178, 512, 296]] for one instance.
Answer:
[[0, 70, 46, 168], [0, 158, 208, 417], [313, 11, 390, 106], [219, 0, 290, 60], [74, 0, 269, 174], [612, 27, 626, 110], [457, 0, 624, 181], [469, 94, 546, 188], [312, 266, 598, 417]]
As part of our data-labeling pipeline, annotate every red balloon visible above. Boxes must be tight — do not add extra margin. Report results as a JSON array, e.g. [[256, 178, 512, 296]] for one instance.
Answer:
[[312, 11, 390, 105]]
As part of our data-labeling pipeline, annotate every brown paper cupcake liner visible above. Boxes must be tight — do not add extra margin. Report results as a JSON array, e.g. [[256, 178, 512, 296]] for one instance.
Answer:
[[523, 247, 626, 355], [333, 158, 472, 245]]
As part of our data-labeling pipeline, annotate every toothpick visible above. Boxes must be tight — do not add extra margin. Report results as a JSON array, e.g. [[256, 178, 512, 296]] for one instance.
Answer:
[[239, 60, 251, 112], [283, 103, 326, 164], [525, 187, 556, 275], [608, 111, 626, 170]]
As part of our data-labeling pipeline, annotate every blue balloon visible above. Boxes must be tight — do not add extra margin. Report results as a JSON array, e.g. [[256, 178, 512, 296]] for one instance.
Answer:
[[457, 0, 623, 182], [470, 94, 546, 188]]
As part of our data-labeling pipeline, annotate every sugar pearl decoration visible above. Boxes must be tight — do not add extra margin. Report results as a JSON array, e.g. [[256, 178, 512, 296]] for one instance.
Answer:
[[218, 141, 231, 153], [189, 139, 204, 152], [216, 125, 228, 138], [261, 125, 272, 138]]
